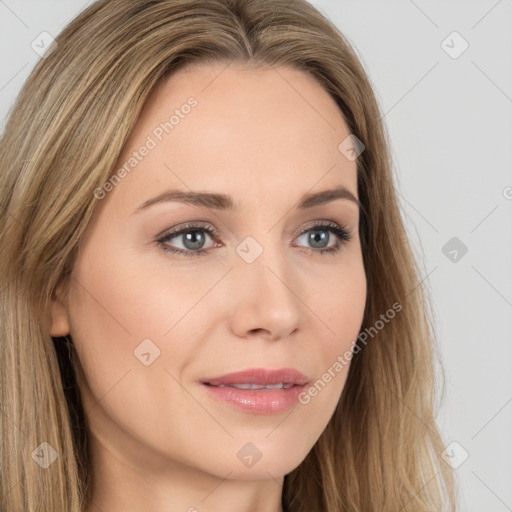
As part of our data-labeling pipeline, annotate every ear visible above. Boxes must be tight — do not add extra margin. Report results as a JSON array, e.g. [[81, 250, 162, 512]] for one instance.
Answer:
[[50, 283, 71, 337]]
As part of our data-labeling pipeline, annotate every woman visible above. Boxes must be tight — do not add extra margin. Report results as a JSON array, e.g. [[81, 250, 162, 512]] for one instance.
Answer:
[[0, 0, 457, 510]]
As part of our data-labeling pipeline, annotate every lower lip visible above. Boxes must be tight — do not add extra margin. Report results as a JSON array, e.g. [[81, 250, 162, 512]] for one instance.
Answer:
[[201, 383, 307, 414]]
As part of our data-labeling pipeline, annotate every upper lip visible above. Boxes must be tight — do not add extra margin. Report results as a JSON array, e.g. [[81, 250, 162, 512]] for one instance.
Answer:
[[201, 367, 309, 386]]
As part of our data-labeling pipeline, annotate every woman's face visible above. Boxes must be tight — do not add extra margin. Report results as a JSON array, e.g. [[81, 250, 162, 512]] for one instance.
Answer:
[[51, 63, 366, 482]]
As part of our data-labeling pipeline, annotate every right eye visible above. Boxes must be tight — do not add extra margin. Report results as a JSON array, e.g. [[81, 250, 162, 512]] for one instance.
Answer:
[[156, 223, 221, 257]]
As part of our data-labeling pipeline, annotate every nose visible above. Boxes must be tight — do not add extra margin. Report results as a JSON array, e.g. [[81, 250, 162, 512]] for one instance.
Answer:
[[229, 245, 303, 341]]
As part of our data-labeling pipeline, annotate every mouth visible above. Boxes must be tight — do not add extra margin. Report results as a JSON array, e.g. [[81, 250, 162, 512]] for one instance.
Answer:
[[199, 367, 309, 414], [203, 382, 296, 390]]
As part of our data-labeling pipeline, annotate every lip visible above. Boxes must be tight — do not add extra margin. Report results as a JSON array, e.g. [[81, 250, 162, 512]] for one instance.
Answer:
[[200, 367, 309, 387], [199, 367, 309, 415]]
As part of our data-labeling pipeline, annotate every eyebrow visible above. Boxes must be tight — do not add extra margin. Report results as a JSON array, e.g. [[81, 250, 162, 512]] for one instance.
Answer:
[[132, 184, 360, 214]]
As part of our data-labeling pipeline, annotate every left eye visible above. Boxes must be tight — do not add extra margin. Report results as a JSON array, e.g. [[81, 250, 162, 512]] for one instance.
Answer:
[[156, 222, 352, 257]]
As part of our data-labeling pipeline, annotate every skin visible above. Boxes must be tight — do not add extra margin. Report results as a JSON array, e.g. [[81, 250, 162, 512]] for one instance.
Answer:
[[50, 62, 367, 512]]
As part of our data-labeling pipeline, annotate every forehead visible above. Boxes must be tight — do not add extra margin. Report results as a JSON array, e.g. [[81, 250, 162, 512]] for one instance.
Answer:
[[106, 63, 358, 213]]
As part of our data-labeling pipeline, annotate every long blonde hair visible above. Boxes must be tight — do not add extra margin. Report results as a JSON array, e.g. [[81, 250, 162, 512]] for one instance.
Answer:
[[0, 0, 457, 510]]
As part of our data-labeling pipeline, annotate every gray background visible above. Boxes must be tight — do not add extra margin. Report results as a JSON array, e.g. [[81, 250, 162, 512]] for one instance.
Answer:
[[1, 1, 511, 510]]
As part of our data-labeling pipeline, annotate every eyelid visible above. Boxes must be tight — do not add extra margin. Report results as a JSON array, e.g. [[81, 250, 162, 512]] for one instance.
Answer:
[[156, 220, 353, 256], [157, 219, 351, 240], [157, 222, 220, 242], [295, 219, 346, 237]]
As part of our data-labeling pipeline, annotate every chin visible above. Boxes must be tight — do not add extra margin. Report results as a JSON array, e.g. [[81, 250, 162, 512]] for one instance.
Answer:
[[217, 444, 308, 481], [222, 459, 301, 481]]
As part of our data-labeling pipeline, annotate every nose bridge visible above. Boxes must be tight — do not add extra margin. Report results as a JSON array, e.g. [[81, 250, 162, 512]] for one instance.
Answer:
[[236, 221, 289, 292], [230, 229, 303, 337], [244, 242, 290, 296]]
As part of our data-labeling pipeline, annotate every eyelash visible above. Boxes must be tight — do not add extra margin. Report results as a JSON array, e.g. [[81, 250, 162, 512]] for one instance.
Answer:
[[156, 221, 353, 258]]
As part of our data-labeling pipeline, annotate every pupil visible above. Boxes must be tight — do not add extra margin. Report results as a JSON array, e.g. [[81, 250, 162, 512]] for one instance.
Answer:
[[309, 230, 328, 248], [184, 230, 204, 250], [180, 228, 329, 251]]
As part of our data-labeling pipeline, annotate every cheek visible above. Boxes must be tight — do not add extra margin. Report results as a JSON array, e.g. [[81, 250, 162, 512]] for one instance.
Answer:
[[69, 245, 211, 341], [65, 261, 210, 464], [291, 253, 366, 423], [65, 247, 221, 421], [63, 248, 172, 408], [317, 253, 367, 351], [311, 261, 365, 387]]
